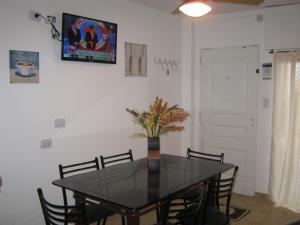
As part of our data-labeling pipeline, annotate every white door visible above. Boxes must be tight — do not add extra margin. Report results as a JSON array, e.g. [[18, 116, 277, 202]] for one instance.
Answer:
[[200, 46, 258, 196]]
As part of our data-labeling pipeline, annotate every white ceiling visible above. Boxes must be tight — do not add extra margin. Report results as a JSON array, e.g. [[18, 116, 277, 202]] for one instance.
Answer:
[[128, 0, 300, 16]]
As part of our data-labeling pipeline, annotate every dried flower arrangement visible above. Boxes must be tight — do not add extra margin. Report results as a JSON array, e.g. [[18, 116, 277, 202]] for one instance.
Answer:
[[126, 97, 189, 138]]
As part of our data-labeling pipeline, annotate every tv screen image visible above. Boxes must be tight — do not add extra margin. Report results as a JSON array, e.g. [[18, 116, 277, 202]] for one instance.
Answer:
[[62, 13, 117, 64]]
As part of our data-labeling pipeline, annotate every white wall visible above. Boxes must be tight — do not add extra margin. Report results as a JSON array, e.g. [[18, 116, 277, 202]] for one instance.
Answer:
[[0, 1, 183, 224], [264, 4, 300, 50], [182, 4, 300, 194], [2, 1, 299, 223], [181, 18, 195, 151]]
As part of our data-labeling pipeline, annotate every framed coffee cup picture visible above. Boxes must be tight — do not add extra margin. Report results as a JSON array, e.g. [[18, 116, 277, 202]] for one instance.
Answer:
[[9, 50, 39, 83]]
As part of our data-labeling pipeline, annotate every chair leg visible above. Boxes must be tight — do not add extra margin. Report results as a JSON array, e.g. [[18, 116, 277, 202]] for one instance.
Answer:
[[102, 217, 107, 225], [156, 207, 160, 222], [216, 197, 220, 209], [183, 199, 188, 209], [121, 215, 126, 225], [155, 202, 160, 222]]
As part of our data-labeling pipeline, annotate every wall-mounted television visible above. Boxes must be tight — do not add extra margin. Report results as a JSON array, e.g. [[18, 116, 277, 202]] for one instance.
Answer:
[[61, 13, 117, 64]]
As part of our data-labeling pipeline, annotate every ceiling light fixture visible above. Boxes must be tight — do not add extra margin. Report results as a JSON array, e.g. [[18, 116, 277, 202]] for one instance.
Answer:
[[179, 1, 212, 17]]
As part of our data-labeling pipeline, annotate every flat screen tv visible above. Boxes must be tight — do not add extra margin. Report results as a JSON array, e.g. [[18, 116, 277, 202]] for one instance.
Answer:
[[61, 13, 117, 64]]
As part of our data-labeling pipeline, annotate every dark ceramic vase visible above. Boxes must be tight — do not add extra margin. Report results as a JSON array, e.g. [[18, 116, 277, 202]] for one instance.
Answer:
[[148, 136, 160, 174]]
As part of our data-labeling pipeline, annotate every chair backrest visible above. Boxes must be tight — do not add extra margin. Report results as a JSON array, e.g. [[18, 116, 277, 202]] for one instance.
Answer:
[[37, 188, 88, 225], [161, 183, 209, 225], [58, 158, 100, 207], [187, 148, 224, 209], [215, 166, 239, 217], [186, 148, 224, 163], [100, 150, 133, 168]]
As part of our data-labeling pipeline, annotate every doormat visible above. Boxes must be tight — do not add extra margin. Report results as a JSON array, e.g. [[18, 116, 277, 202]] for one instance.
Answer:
[[219, 205, 251, 221]]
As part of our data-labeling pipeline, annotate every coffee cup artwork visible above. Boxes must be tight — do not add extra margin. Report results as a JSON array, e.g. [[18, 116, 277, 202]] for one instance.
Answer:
[[16, 61, 34, 76], [9, 50, 39, 83]]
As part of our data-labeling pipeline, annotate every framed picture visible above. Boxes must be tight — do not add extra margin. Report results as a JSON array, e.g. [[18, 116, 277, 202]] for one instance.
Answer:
[[9, 50, 39, 83], [125, 42, 147, 77]]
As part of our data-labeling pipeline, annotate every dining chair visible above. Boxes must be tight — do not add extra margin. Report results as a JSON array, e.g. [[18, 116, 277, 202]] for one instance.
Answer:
[[202, 166, 239, 225], [184, 148, 224, 209], [186, 148, 224, 163], [156, 182, 209, 225], [99, 150, 133, 225], [37, 188, 89, 225], [58, 158, 114, 225], [163, 166, 238, 225], [100, 149, 133, 168]]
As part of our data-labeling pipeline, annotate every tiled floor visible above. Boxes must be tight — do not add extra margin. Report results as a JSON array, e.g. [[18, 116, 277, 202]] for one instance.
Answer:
[[105, 193, 300, 225], [230, 193, 300, 225]]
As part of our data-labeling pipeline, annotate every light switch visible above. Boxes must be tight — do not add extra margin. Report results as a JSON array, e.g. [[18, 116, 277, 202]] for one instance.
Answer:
[[263, 97, 270, 108], [41, 139, 52, 149], [54, 118, 66, 128]]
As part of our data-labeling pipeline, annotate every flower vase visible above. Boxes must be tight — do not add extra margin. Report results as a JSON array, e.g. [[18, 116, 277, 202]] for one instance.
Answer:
[[148, 136, 160, 174]]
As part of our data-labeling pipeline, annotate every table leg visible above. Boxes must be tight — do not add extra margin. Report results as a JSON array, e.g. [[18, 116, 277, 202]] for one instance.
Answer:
[[207, 177, 216, 207], [127, 210, 140, 225]]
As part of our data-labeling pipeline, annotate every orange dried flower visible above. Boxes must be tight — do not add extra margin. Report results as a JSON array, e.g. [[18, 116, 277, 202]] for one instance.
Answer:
[[126, 97, 189, 137]]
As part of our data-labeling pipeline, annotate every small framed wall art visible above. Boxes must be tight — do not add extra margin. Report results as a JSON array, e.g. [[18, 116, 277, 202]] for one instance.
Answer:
[[125, 42, 147, 77], [9, 50, 39, 83]]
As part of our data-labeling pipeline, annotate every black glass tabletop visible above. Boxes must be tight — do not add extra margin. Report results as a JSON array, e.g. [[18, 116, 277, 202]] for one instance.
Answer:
[[52, 154, 234, 210]]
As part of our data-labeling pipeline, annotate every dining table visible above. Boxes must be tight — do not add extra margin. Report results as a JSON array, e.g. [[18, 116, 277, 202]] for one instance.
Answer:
[[52, 154, 235, 225]]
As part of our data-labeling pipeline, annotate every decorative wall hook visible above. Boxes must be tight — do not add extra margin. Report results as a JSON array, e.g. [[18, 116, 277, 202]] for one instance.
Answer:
[[154, 57, 180, 76]]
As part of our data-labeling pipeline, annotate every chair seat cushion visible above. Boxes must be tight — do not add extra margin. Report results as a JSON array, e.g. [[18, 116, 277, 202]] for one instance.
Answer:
[[202, 207, 229, 225], [176, 204, 199, 225]]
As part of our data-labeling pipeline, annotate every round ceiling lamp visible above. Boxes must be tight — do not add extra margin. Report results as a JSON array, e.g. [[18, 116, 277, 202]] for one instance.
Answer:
[[179, 1, 212, 17]]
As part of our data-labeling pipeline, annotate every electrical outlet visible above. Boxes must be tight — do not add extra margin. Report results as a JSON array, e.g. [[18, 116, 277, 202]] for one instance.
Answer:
[[54, 118, 66, 128], [29, 10, 41, 22], [41, 139, 52, 149]]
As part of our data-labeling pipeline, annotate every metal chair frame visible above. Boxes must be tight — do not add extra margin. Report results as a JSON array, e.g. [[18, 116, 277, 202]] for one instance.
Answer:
[[38, 188, 88, 225], [99, 150, 134, 225], [186, 148, 224, 163], [59, 158, 109, 225], [100, 150, 133, 168]]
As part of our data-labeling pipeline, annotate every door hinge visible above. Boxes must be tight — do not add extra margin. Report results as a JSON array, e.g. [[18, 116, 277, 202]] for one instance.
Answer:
[[256, 69, 260, 74]]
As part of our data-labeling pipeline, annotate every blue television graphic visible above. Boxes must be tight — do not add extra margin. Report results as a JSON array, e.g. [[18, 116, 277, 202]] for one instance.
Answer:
[[62, 13, 117, 64]]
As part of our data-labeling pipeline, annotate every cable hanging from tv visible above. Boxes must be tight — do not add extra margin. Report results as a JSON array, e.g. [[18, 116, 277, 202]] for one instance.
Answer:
[[34, 13, 62, 41]]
